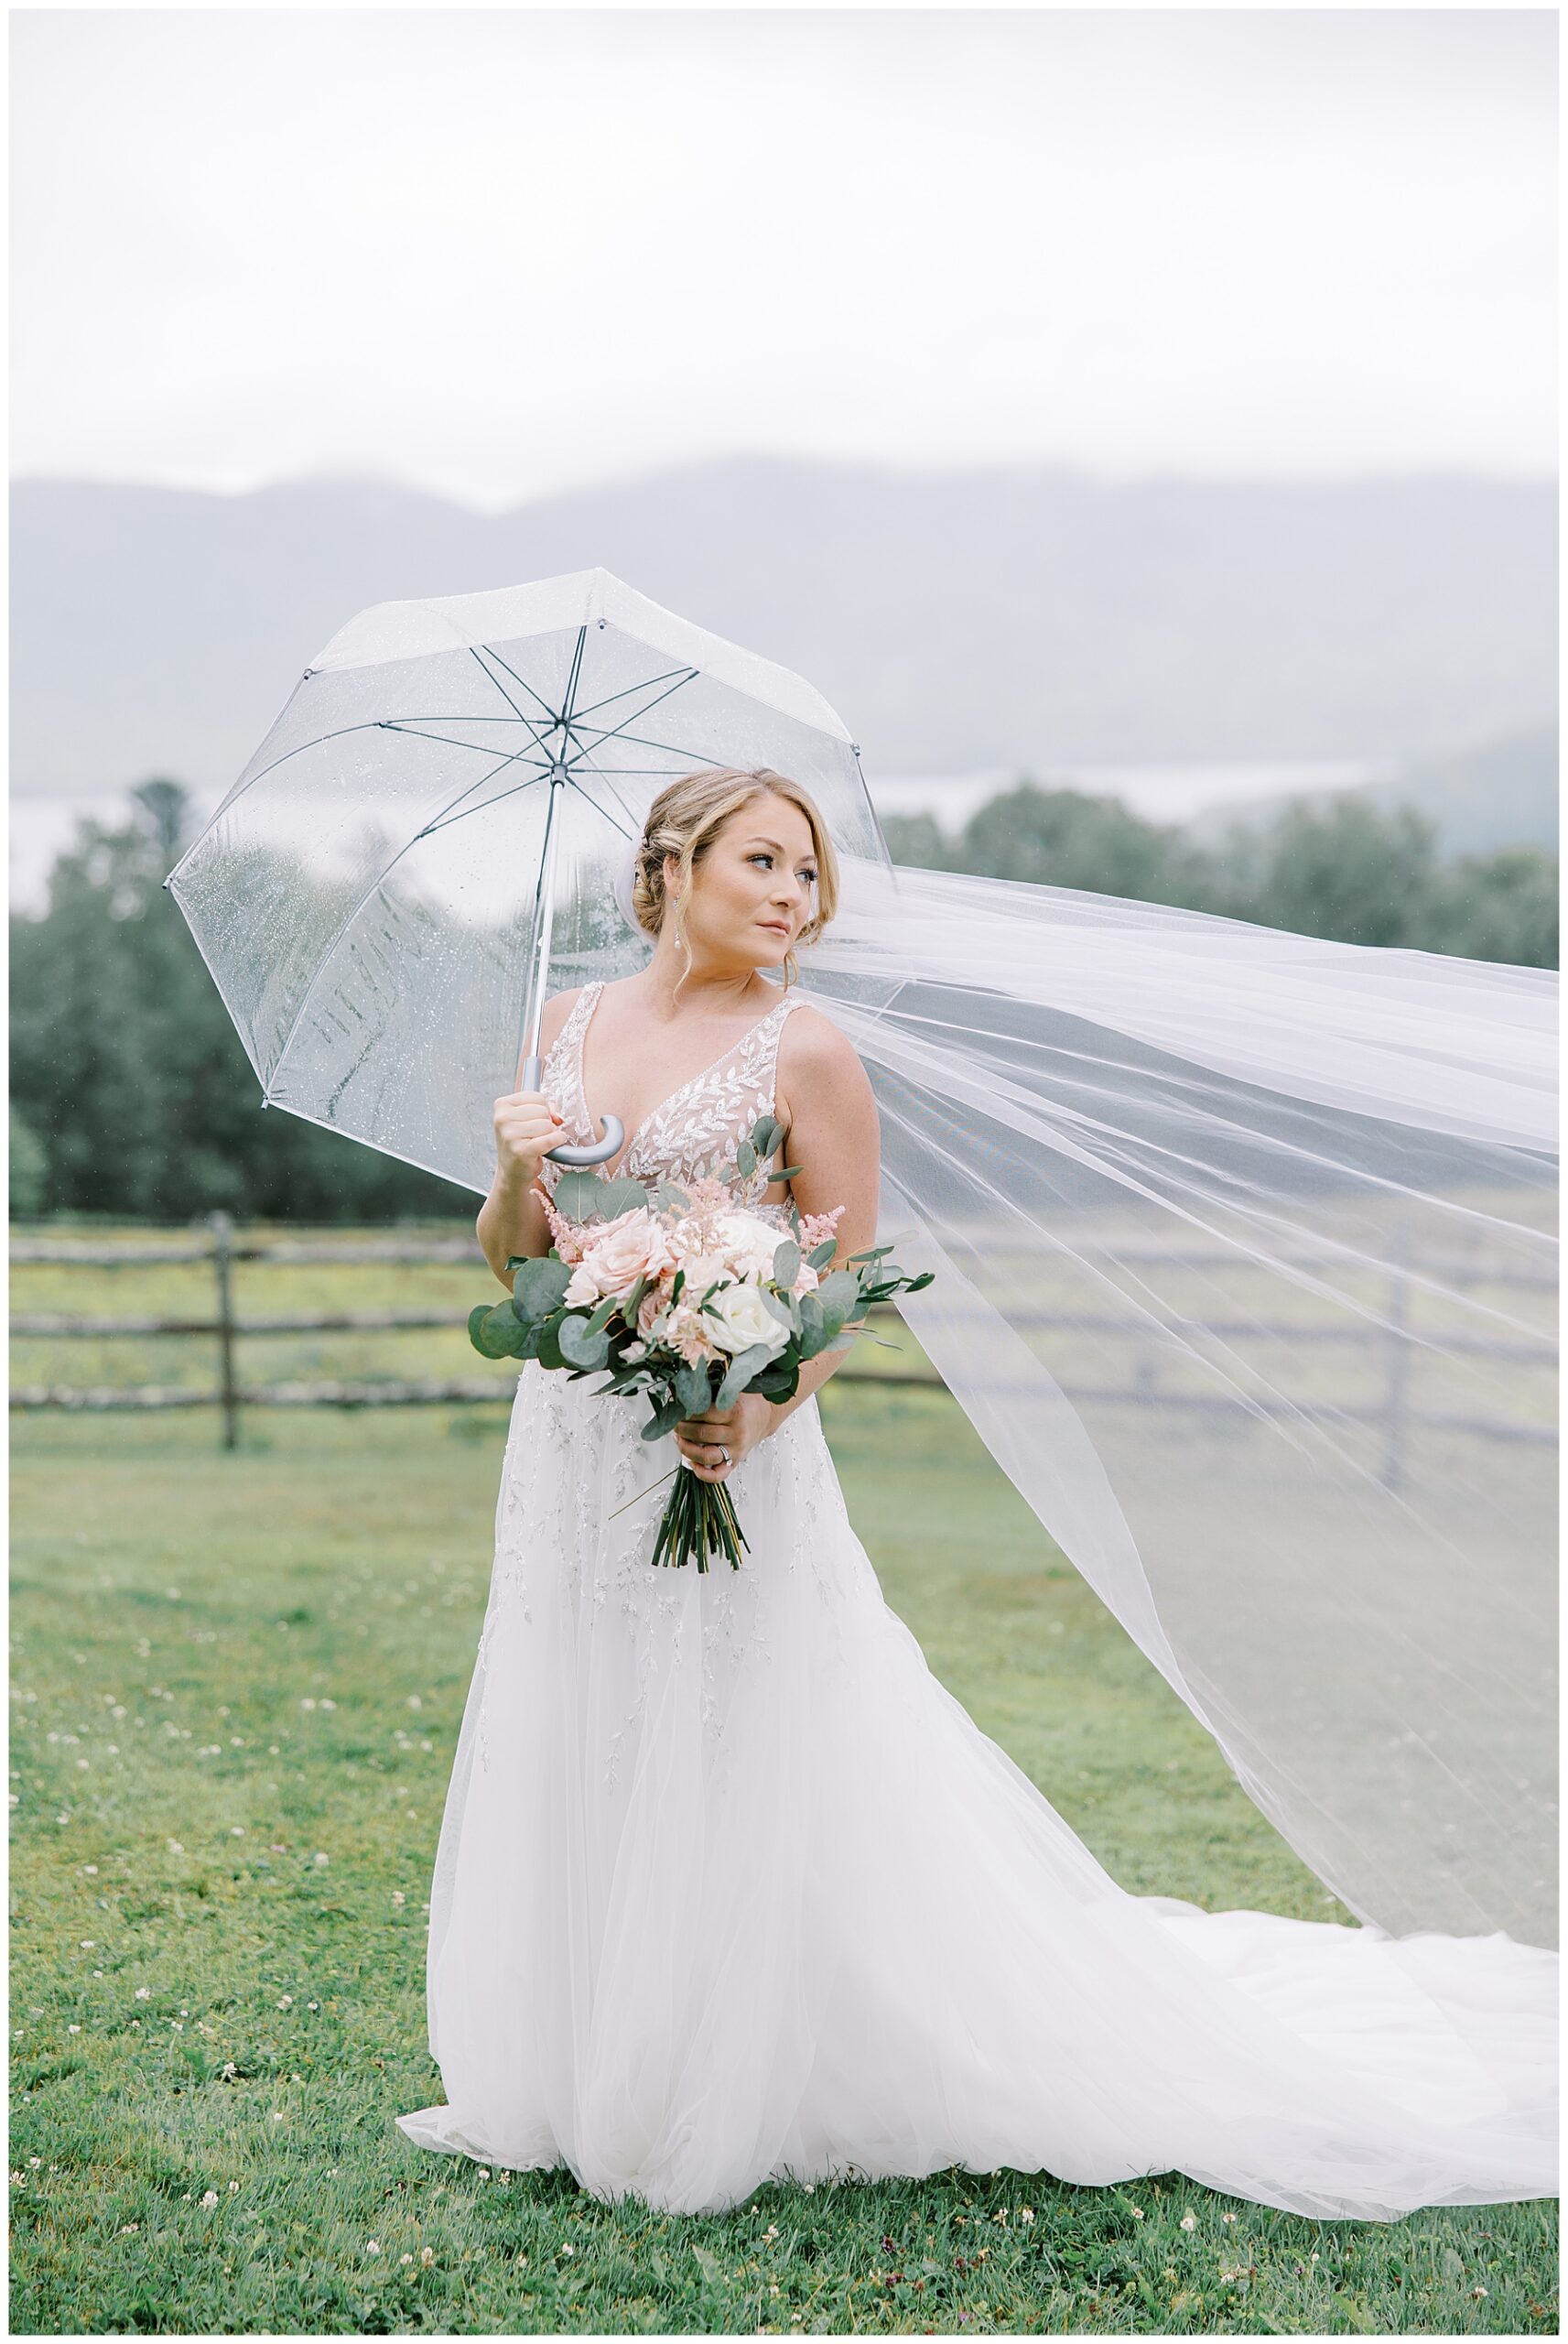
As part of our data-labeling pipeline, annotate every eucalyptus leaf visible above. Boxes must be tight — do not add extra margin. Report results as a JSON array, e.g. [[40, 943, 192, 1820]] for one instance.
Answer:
[[514, 1254, 572, 1323], [815, 1269, 861, 1319], [468, 1301, 519, 1361], [716, 1341, 773, 1411], [752, 1358, 799, 1402], [806, 1239, 838, 1271], [750, 1112, 783, 1156], [595, 1175, 652, 1221], [550, 1168, 603, 1221], [557, 1314, 611, 1371], [769, 1163, 803, 1183], [675, 1361, 713, 1416], [772, 1237, 800, 1288], [654, 1181, 692, 1215], [735, 1139, 757, 1177], [759, 1286, 797, 1333]]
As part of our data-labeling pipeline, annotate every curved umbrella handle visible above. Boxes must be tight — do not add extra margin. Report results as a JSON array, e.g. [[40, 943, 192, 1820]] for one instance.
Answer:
[[546, 1113, 625, 1168], [519, 1051, 624, 1167]]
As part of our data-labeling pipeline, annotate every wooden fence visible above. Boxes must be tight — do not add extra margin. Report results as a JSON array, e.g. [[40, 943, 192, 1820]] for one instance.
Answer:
[[10, 1213, 1555, 1489]]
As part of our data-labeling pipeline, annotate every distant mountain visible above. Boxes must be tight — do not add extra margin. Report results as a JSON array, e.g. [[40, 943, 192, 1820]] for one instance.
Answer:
[[9, 460, 1555, 798], [1184, 724, 1559, 858]]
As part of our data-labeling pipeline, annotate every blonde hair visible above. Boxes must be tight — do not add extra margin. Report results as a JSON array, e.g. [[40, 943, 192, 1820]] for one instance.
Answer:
[[630, 766, 839, 991]]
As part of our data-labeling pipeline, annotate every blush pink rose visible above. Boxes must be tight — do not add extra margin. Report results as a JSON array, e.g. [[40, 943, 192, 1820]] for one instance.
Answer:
[[563, 1206, 675, 1306]]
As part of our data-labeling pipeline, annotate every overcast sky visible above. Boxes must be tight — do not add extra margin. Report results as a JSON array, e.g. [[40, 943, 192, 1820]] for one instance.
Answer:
[[9, 7, 1557, 511]]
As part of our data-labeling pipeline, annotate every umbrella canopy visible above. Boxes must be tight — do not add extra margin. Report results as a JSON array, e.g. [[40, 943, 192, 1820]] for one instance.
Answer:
[[166, 567, 888, 1192]]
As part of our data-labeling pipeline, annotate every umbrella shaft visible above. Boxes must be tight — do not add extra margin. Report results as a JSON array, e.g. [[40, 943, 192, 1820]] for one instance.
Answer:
[[516, 771, 567, 1083]]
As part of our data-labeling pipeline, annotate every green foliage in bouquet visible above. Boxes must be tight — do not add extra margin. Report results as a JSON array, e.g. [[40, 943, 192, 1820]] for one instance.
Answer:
[[469, 1113, 934, 1570]]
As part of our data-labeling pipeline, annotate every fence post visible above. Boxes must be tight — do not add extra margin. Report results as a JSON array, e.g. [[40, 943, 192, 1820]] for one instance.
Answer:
[[1380, 1218, 1410, 1494], [210, 1211, 240, 1451]]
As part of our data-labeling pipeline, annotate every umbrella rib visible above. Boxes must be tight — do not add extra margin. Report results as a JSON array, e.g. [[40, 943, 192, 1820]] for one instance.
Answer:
[[562, 757, 639, 840], [469, 643, 556, 731], [553, 763, 695, 779], [560, 772, 635, 841], [264, 743, 542, 1088], [417, 769, 547, 840], [479, 643, 580, 731], [569, 663, 699, 722], [169, 711, 552, 878], [569, 667, 703, 757], [558, 627, 589, 740], [357, 711, 544, 725], [379, 723, 555, 769], [562, 628, 586, 717], [187, 719, 407, 815], [578, 724, 719, 765]]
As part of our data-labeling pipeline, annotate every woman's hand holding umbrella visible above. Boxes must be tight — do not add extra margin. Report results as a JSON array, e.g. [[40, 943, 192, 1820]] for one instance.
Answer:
[[492, 1086, 568, 1185]]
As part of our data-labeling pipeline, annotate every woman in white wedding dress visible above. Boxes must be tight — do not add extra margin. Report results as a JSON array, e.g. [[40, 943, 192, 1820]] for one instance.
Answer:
[[396, 767, 1556, 2222]]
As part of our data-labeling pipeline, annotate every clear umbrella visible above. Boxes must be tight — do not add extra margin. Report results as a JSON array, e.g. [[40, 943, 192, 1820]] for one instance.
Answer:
[[165, 567, 888, 1183]]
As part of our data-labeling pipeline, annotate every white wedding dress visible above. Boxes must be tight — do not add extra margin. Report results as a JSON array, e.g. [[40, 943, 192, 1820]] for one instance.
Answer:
[[395, 983, 1557, 2220]]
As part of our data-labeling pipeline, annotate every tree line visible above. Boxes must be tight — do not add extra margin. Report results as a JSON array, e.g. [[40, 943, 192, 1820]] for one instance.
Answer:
[[10, 775, 1557, 1225], [880, 783, 1557, 963]]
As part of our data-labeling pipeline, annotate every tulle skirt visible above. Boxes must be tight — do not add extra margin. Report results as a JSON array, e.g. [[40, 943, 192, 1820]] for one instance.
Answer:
[[395, 1361, 1557, 2219]]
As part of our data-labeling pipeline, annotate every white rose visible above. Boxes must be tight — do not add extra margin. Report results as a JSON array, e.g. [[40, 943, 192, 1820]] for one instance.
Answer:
[[712, 1210, 786, 1282], [706, 1281, 789, 1356]]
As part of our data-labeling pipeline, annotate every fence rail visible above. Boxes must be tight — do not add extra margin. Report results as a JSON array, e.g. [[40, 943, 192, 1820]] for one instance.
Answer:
[[10, 1213, 1555, 1483]]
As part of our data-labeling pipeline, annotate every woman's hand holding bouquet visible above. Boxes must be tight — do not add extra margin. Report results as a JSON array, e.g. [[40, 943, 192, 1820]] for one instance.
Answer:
[[468, 1113, 933, 1570]]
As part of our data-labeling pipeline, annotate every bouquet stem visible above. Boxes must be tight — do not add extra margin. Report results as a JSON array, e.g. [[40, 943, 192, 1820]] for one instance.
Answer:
[[651, 1457, 751, 1573]]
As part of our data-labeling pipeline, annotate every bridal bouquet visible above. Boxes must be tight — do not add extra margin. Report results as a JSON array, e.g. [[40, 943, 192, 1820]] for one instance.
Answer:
[[468, 1112, 934, 1570]]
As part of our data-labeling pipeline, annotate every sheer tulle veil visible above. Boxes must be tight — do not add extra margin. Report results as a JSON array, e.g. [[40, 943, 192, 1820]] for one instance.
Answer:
[[617, 839, 1559, 1950]]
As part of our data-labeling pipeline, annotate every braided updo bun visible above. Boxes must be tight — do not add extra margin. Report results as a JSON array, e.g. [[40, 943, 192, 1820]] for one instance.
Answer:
[[630, 767, 838, 986]]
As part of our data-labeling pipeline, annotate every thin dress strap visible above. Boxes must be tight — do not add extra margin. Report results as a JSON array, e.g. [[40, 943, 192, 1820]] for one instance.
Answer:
[[761, 990, 807, 1115]]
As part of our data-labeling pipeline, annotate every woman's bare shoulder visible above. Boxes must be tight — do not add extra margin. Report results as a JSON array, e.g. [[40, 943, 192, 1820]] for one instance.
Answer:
[[777, 1000, 872, 1103]]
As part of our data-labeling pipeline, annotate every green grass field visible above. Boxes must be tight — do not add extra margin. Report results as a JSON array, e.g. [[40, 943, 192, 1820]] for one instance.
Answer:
[[9, 1230, 1557, 2334]]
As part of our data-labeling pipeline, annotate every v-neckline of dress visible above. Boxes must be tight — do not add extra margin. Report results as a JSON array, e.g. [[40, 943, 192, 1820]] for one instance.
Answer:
[[574, 978, 790, 1181]]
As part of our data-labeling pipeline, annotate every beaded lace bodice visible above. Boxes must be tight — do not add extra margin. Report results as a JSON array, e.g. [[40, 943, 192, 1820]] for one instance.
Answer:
[[537, 981, 807, 1216]]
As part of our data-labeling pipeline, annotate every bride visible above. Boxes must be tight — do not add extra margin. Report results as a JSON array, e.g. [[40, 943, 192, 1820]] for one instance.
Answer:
[[395, 765, 1557, 2221]]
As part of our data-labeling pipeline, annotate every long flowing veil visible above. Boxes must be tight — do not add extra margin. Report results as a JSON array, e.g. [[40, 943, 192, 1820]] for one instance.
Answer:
[[795, 855, 1556, 1949]]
